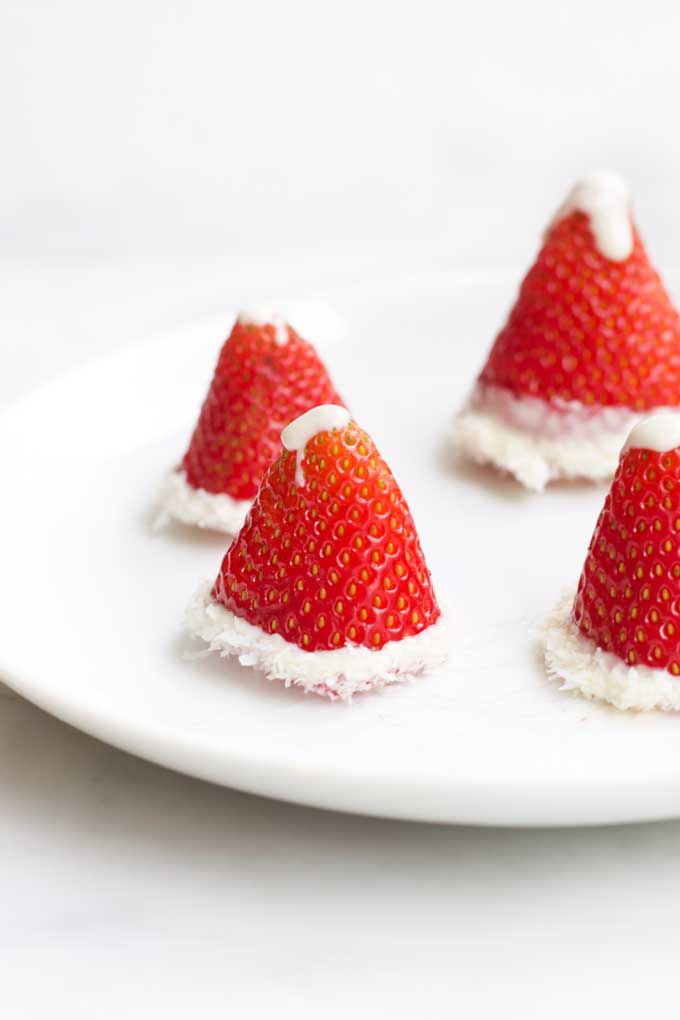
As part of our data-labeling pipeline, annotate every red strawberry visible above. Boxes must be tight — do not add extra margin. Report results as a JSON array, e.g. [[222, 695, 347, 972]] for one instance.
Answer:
[[456, 174, 680, 490], [479, 177, 680, 410], [188, 405, 446, 698], [182, 313, 343, 501], [546, 413, 680, 711], [573, 421, 680, 672]]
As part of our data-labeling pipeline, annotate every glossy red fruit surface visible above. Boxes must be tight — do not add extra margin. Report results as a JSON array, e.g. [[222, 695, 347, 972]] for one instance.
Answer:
[[212, 419, 441, 652], [573, 445, 680, 674], [182, 320, 343, 501], [480, 211, 680, 409]]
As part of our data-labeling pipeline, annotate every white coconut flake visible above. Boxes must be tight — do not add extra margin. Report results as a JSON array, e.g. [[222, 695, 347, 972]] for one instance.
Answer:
[[622, 411, 680, 454], [281, 404, 351, 486], [156, 469, 251, 534], [185, 581, 448, 701], [238, 308, 289, 346], [452, 384, 641, 490], [549, 171, 633, 261], [545, 590, 680, 712]]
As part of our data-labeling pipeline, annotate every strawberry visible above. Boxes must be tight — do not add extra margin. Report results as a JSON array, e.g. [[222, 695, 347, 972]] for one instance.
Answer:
[[572, 422, 680, 675], [479, 181, 680, 411], [182, 313, 344, 502], [455, 175, 680, 490], [213, 406, 441, 651], [188, 405, 446, 698]]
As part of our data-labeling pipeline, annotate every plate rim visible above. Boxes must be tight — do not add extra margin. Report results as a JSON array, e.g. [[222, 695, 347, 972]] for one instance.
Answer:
[[3, 278, 680, 827]]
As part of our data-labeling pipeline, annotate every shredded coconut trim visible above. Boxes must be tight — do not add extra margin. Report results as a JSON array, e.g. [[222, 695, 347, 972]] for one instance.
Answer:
[[185, 582, 448, 701], [156, 469, 251, 534], [452, 385, 642, 491], [545, 591, 680, 712]]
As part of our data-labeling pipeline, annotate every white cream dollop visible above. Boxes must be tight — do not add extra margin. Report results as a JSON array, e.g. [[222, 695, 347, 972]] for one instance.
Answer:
[[549, 171, 633, 261], [623, 411, 680, 454], [282, 404, 351, 485], [238, 308, 289, 346]]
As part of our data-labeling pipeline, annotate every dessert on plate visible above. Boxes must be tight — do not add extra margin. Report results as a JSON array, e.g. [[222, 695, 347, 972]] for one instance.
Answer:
[[453, 172, 680, 491], [158, 311, 344, 533], [545, 412, 680, 710], [186, 404, 447, 699]]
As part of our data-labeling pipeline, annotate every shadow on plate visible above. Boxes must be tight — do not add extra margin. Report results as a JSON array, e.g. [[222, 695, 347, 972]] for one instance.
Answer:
[[436, 437, 530, 502], [168, 628, 329, 708], [438, 437, 610, 501]]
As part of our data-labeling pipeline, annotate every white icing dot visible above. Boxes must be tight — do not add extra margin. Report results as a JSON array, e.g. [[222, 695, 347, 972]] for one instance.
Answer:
[[238, 308, 289, 346], [623, 412, 680, 454], [281, 404, 351, 486], [549, 171, 633, 261]]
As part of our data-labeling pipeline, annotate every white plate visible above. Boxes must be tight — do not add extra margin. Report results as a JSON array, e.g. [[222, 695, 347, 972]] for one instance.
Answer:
[[3, 270, 680, 827]]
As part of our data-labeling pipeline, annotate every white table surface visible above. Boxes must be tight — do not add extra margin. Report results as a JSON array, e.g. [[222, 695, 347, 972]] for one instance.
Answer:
[[3, 257, 680, 1019]]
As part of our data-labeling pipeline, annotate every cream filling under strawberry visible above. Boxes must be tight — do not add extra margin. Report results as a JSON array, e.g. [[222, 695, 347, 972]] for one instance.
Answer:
[[185, 581, 448, 700], [156, 469, 252, 534], [545, 590, 680, 712], [452, 383, 645, 491]]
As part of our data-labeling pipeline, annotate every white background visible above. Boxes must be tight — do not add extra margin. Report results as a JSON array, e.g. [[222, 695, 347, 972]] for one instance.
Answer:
[[5, 0, 680, 266], [4, 1, 680, 1016]]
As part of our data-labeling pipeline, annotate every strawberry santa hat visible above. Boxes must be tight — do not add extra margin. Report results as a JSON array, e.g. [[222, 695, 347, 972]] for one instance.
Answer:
[[545, 412, 680, 711], [186, 404, 447, 699], [453, 172, 680, 491], [158, 311, 344, 533]]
